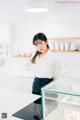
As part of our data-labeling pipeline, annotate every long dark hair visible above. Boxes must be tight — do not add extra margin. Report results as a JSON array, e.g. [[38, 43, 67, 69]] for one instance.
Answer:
[[31, 33, 49, 63]]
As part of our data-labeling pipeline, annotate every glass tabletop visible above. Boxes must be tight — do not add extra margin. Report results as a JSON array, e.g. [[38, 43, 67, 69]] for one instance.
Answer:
[[42, 77, 80, 96]]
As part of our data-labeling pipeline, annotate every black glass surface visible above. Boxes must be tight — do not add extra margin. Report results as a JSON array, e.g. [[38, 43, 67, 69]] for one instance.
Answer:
[[12, 98, 42, 120]]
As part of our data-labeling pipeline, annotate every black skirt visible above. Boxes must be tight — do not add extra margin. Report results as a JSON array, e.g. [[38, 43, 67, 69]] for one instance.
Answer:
[[32, 77, 53, 104]]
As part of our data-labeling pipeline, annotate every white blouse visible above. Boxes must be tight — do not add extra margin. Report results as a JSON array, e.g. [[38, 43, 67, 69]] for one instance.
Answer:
[[32, 50, 62, 79]]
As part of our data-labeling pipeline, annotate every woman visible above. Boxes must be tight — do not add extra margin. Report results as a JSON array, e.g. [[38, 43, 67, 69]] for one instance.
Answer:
[[31, 33, 61, 120], [32, 33, 54, 96]]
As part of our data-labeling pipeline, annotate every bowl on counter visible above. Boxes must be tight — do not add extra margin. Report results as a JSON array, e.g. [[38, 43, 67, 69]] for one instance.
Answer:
[[70, 43, 78, 51]]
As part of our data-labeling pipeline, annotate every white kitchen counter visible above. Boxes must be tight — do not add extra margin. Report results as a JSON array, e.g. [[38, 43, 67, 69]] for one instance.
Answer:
[[0, 89, 40, 120], [0, 56, 35, 93], [0, 66, 34, 77], [0, 56, 34, 77], [0, 65, 34, 93], [0, 57, 40, 119]]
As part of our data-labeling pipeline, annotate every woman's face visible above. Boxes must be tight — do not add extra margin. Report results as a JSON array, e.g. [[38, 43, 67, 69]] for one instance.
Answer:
[[34, 39, 48, 53]]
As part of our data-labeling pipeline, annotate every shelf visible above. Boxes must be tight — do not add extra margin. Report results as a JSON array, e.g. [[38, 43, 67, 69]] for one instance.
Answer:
[[48, 37, 80, 40], [51, 50, 80, 52], [63, 50, 80, 52], [62, 95, 80, 106], [44, 94, 80, 106], [48, 37, 80, 52]]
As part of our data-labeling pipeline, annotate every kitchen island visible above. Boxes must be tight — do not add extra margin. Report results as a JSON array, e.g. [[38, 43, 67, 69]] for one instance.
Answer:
[[0, 89, 40, 120], [0, 57, 41, 119], [0, 57, 34, 93]]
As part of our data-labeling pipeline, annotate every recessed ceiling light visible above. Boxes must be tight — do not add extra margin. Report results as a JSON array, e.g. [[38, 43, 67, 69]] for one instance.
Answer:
[[26, 8, 48, 13]]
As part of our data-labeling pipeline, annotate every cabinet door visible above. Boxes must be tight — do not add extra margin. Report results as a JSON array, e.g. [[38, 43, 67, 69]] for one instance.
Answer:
[[20, 76, 34, 93], [0, 74, 34, 93]]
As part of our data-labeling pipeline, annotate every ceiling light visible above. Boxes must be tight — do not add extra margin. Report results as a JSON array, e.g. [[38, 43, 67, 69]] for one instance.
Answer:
[[26, 8, 48, 13], [26, 0, 49, 13]]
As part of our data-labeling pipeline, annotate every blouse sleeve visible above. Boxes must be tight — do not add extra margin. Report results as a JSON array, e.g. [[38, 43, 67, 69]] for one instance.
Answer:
[[53, 58, 63, 79]]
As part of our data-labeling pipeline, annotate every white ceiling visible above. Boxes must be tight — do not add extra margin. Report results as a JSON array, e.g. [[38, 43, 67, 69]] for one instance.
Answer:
[[0, 0, 80, 15]]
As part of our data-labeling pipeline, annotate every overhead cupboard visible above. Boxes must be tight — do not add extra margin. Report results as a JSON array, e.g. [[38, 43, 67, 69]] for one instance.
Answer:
[[48, 37, 80, 52]]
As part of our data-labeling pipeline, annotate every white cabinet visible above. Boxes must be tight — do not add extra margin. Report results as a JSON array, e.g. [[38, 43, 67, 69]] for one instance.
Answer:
[[0, 73, 34, 93]]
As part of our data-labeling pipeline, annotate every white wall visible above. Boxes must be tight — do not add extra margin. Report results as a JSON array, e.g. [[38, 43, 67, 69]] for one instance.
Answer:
[[0, 0, 80, 52]]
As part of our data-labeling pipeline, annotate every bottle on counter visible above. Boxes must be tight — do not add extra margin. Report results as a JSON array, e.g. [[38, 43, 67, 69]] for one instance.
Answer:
[[1, 113, 8, 120]]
